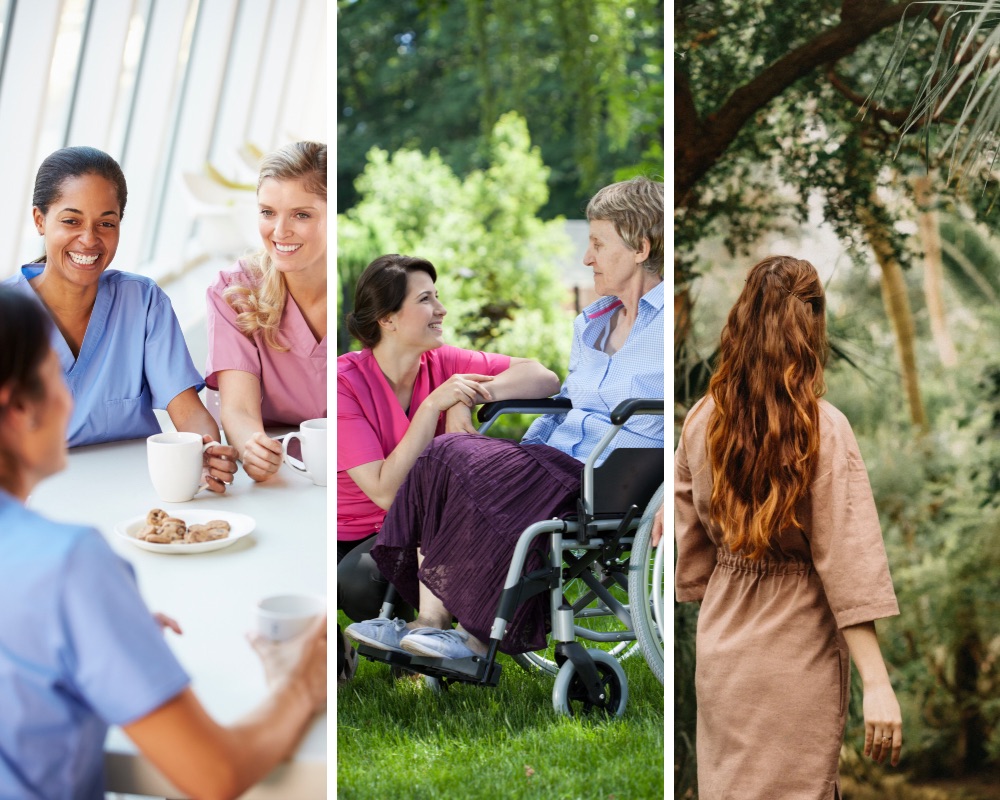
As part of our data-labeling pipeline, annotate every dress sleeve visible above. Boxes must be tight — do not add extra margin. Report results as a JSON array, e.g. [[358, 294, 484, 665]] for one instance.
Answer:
[[337, 376, 385, 472], [204, 276, 262, 389], [674, 421, 717, 602], [807, 412, 899, 628], [145, 290, 205, 408], [59, 531, 190, 725]]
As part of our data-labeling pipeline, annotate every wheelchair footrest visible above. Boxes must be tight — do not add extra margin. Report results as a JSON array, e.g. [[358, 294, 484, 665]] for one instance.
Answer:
[[407, 655, 502, 687], [356, 643, 416, 668], [354, 643, 502, 686]]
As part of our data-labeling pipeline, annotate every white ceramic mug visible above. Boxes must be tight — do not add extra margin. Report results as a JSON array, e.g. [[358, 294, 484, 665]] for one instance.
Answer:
[[282, 418, 327, 486], [256, 594, 326, 641], [146, 432, 212, 503]]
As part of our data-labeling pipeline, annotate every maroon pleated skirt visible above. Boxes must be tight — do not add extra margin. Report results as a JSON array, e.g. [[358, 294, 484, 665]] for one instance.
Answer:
[[370, 433, 582, 654]]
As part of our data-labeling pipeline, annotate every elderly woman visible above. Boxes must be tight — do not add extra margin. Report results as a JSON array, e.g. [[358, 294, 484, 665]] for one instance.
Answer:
[[675, 256, 901, 798], [0, 287, 325, 799], [346, 177, 664, 659], [1, 146, 236, 492], [205, 142, 327, 482]]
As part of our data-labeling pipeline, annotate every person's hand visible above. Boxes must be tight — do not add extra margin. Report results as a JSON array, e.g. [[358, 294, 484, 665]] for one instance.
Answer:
[[862, 681, 902, 766], [249, 615, 328, 713], [651, 502, 664, 548], [445, 403, 477, 434], [241, 432, 284, 482], [153, 612, 182, 635], [201, 436, 238, 493], [423, 374, 494, 414]]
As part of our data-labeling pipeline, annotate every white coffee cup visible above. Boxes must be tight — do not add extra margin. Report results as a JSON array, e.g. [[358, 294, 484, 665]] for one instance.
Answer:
[[282, 418, 327, 486], [147, 432, 212, 503], [256, 594, 326, 641]]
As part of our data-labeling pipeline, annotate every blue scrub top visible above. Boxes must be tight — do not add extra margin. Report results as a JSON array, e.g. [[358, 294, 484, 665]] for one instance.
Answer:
[[0, 490, 190, 799], [1, 266, 205, 447]]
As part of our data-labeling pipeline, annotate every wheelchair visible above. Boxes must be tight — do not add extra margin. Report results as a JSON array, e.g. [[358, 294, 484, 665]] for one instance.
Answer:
[[353, 396, 665, 717]]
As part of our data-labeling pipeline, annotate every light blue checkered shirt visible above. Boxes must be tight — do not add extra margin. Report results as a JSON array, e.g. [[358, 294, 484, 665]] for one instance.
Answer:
[[521, 281, 664, 464]]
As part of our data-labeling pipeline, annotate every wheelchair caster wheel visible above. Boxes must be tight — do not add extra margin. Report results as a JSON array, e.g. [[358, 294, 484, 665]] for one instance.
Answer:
[[552, 649, 628, 717]]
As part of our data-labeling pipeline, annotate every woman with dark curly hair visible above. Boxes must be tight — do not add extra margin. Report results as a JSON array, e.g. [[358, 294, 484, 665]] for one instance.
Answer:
[[675, 255, 902, 799]]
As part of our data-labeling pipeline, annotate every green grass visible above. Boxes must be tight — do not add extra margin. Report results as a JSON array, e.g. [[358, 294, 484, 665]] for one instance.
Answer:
[[336, 613, 664, 800]]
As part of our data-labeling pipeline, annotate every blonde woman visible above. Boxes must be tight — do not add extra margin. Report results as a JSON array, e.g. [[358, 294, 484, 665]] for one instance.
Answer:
[[205, 142, 327, 481]]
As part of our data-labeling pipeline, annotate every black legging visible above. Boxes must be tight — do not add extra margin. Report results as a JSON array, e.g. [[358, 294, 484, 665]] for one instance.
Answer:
[[337, 534, 413, 676]]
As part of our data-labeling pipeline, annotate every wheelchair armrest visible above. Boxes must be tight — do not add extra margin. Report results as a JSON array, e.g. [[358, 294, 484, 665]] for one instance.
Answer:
[[610, 398, 664, 425], [477, 398, 573, 425]]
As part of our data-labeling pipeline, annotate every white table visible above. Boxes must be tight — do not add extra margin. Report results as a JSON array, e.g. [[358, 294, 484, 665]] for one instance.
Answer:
[[28, 437, 327, 799]]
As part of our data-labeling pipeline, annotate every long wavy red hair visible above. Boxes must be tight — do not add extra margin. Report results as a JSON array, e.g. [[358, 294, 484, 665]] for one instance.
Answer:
[[706, 256, 828, 559]]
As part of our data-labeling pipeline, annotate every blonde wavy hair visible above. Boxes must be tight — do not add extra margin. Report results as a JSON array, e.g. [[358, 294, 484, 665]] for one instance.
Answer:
[[223, 141, 327, 351]]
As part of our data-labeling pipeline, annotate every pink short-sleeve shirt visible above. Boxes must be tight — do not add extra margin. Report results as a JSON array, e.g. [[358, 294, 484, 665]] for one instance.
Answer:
[[337, 345, 511, 540], [205, 262, 326, 426]]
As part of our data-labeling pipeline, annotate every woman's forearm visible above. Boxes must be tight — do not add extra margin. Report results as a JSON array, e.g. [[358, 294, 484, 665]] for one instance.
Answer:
[[841, 621, 891, 688], [216, 370, 267, 457], [353, 403, 442, 509], [125, 682, 316, 800], [220, 406, 266, 460], [167, 388, 222, 441], [487, 359, 560, 402]]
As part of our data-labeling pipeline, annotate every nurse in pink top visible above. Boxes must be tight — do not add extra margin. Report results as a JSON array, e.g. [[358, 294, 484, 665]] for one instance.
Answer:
[[205, 142, 327, 481], [336, 254, 560, 640]]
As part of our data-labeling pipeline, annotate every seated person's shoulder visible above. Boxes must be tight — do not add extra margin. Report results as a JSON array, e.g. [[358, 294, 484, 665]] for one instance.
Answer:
[[210, 260, 260, 294], [2, 502, 102, 562]]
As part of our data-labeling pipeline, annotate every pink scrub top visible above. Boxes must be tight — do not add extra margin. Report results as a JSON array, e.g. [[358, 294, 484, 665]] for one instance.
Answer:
[[337, 345, 511, 541], [205, 262, 327, 426]]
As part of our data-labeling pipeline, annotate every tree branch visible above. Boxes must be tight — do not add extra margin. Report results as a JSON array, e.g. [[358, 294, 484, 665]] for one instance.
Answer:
[[676, 1, 922, 205]]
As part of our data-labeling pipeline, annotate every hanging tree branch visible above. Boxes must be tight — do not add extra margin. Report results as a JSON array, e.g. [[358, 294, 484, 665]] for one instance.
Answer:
[[676, 1, 923, 206]]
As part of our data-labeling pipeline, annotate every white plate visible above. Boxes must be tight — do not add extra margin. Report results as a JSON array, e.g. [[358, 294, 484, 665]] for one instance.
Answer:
[[114, 509, 256, 554]]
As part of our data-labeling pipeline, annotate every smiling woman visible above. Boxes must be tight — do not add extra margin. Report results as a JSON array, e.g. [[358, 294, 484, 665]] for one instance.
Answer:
[[205, 141, 328, 484], [0, 147, 238, 493]]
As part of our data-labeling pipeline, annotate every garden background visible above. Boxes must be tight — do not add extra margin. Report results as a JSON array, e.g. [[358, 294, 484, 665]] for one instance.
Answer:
[[335, 1, 665, 798], [676, 2, 1000, 798]]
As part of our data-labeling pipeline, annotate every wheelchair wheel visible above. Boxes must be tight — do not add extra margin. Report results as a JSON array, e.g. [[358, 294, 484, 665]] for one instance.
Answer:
[[512, 549, 639, 678], [627, 483, 665, 684], [552, 649, 628, 717]]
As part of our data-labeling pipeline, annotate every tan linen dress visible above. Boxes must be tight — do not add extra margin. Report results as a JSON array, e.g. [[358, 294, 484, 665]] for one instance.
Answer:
[[675, 397, 899, 800]]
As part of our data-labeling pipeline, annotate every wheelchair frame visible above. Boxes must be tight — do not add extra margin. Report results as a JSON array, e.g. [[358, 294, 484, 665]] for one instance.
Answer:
[[354, 396, 664, 716]]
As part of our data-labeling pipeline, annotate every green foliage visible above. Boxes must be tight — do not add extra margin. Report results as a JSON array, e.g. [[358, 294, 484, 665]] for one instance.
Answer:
[[869, 1, 1000, 192], [831, 319, 1000, 777], [674, 0, 963, 281], [337, 0, 664, 218], [338, 113, 575, 435]]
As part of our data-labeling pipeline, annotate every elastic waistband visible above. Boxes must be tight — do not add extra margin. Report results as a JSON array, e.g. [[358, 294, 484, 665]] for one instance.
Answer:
[[715, 548, 814, 577]]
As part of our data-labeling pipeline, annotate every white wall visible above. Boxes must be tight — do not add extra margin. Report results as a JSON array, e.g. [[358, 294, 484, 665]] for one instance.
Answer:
[[0, 0, 327, 288]]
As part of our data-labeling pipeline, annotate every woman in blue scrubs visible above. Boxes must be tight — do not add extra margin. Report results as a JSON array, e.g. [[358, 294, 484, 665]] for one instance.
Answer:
[[1, 146, 236, 491], [0, 287, 327, 799]]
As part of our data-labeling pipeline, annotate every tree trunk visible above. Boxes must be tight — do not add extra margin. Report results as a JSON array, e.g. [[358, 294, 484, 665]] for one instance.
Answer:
[[859, 205, 928, 430], [912, 174, 957, 368]]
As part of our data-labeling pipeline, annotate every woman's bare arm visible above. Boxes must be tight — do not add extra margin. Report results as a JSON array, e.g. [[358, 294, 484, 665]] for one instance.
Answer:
[[123, 617, 326, 800], [348, 373, 495, 509], [216, 370, 284, 482], [165, 388, 238, 492], [842, 620, 902, 766]]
